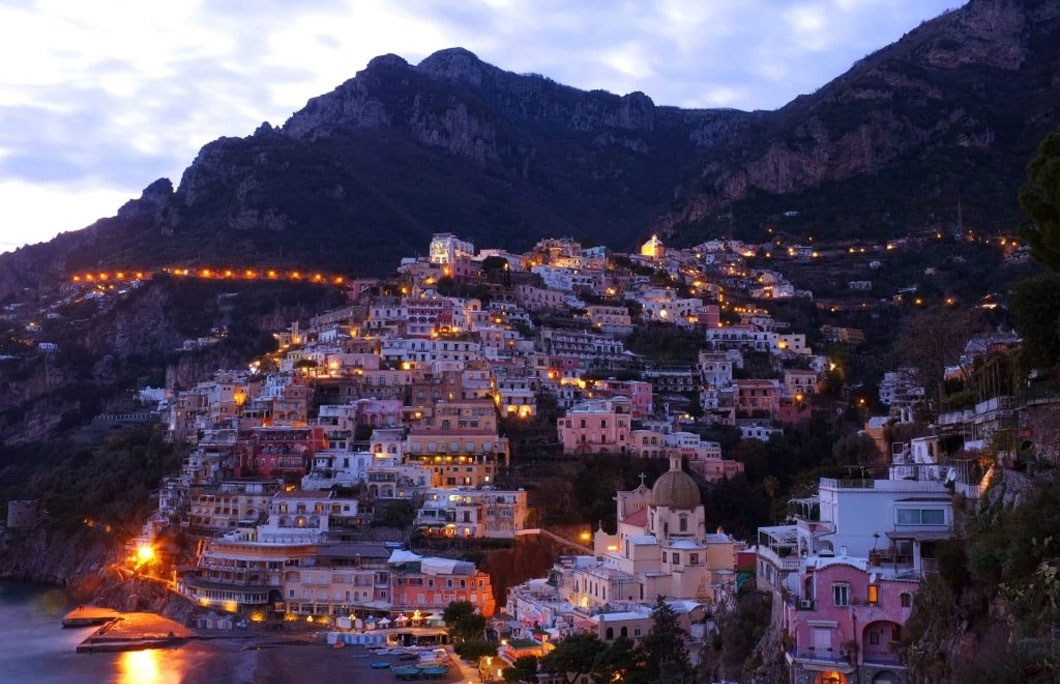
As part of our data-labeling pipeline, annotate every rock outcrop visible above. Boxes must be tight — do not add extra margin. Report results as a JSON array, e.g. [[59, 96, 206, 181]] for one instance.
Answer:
[[1, 0, 1058, 293]]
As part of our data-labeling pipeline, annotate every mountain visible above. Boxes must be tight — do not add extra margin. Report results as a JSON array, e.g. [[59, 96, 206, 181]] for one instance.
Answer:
[[1, 0, 1058, 294]]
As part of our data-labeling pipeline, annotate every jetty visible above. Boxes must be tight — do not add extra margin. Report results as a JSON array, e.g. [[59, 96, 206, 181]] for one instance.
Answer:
[[62, 606, 120, 627], [73, 611, 196, 653]]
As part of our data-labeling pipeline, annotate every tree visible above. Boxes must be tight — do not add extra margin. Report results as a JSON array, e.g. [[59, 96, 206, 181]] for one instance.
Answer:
[[540, 633, 604, 684], [1019, 132, 1060, 272], [444, 600, 486, 641], [892, 307, 985, 412], [640, 598, 694, 684], [443, 600, 475, 625], [482, 255, 509, 271], [453, 638, 497, 663], [830, 433, 881, 468], [592, 636, 645, 684], [1011, 274, 1060, 369], [502, 655, 539, 683]]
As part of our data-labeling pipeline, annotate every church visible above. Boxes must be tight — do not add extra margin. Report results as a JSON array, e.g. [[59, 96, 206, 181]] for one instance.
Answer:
[[573, 455, 740, 608]]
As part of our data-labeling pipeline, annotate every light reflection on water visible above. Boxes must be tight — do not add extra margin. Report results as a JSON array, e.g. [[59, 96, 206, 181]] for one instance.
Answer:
[[0, 583, 201, 684], [120, 650, 161, 684]]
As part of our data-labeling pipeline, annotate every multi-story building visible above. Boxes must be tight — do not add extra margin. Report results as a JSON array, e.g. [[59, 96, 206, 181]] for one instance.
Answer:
[[754, 457, 988, 684], [233, 426, 328, 478], [414, 487, 528, 539], [734, 379, 782, 418], [585, 305, 633, 335], [784, 370, 819, 397], [698, 351, 733, 388], [429, 233, 475, 266], [186, 481, 279, 532], [388, 549, 496, 617], [557, 397, 632, 454]]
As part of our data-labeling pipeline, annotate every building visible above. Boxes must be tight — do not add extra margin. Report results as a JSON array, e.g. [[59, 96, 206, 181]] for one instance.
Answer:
[[234, 426, 328, 478], [585, 457, 740, 606], [429, 233, 475, 265], [734, 379, 782, 418], [557, 398, 632, 454], [640, 235, 665, 259], [388, 549, 496, 617], [754, 459, 985, 684], [415, 487, 528, 539]]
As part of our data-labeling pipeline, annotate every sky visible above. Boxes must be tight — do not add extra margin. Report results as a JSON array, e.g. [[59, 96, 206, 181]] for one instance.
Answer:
[[0, 0, 959, 255]]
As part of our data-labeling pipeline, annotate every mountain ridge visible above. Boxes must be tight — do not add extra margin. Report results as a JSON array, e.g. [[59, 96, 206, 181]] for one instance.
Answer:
[[1, 0, 1058, 296]]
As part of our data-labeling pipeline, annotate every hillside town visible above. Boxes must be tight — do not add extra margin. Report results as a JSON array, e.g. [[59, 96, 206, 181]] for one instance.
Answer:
[[5, 226, 1039, 683]]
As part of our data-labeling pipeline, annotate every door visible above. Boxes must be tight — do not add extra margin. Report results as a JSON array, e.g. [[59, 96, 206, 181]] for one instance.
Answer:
[[813, 628, 832, 656]]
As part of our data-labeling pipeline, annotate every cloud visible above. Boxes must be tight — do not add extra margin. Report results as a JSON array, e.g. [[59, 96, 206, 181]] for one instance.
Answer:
[[0, 0, 957, 254]]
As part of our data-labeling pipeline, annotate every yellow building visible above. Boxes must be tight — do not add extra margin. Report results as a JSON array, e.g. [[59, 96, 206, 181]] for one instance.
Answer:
[[640, 235, 665, 259]]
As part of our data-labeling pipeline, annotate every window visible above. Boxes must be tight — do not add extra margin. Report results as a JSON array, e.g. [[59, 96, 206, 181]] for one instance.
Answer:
[[869, 630, 880, 645], [679, 516, 688, 532], [868, 584, 879, 606], [897, 508, 946, 525], [832, 583, 850, 607], [900, 592, 912, 608]]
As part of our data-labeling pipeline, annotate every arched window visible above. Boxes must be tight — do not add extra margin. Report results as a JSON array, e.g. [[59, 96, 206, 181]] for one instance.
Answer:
[[679, 515, 688, 532], [606, 627, 614, 640], [620, 626, 628, 638]]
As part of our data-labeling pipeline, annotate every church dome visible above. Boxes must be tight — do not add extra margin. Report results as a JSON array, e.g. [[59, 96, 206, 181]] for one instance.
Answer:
[[651, 456, 701, 510]]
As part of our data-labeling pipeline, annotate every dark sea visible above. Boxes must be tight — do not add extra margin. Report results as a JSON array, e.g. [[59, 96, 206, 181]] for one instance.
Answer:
[[0, 582, 211, 683]]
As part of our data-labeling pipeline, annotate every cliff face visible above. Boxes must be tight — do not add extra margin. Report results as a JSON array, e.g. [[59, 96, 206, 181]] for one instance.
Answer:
[[660, 0, 1060, 241], [1, 0, 1058, 292]]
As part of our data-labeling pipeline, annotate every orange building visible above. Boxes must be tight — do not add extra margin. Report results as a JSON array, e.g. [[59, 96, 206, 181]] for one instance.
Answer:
[[387, 550, 495, 617]]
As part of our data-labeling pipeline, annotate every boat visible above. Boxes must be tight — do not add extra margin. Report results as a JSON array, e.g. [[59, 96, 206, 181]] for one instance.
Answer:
[[370, 662, 391, 669], [392, 665, 422, 680], [420, 665, 448, 679]]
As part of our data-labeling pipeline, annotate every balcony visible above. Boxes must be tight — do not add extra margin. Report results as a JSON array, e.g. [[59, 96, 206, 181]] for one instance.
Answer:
[[787, 647, 854, 669], [757, 544, 801, 571]]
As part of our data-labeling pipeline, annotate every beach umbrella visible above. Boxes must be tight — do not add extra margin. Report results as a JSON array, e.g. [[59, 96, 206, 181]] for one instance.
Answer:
[[395, 614, 408, 622], [379, 617, 392, 626]]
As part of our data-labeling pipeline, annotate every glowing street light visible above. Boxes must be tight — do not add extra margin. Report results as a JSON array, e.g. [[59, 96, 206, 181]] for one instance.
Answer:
[[134, 543, 156, 567]]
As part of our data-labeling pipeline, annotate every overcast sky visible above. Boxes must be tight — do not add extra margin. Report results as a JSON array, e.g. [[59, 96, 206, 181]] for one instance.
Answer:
[[0, 0, 958, 254]]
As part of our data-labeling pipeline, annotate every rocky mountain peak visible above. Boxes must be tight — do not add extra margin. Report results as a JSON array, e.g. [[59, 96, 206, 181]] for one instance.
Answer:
[[416, 47, 491, 86], [365, 53, 410, 72]]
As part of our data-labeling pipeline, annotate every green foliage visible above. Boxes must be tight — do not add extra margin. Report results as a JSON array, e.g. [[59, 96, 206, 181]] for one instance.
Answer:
[[540, 633, 605, 684], [830, 433, 881, 467], [640, 598, 694, 684], [502, 655, 539, 683], [703, 591, 773, 681], [453, 638, 497, 663], [1019, 132, 1060, 273], [0, 425, 179, 530], [906, 476, 1060, 681], [443, 600, 486, 641], [591, 636, 644, 684], [1011, 273, 1060, 369], [625, 324, 702, 362], [481, 255, 508, 271]]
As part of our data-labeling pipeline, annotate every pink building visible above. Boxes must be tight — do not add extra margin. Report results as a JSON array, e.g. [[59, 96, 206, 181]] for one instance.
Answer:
[[783, 560, 916, 684], [557, 398, 632, 454], [779, 397, 813, 425], [595, 380, 653, 417], [734, 379, 782, 418], [403, 296, 454, 338], [689, 458, 745, 483]]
